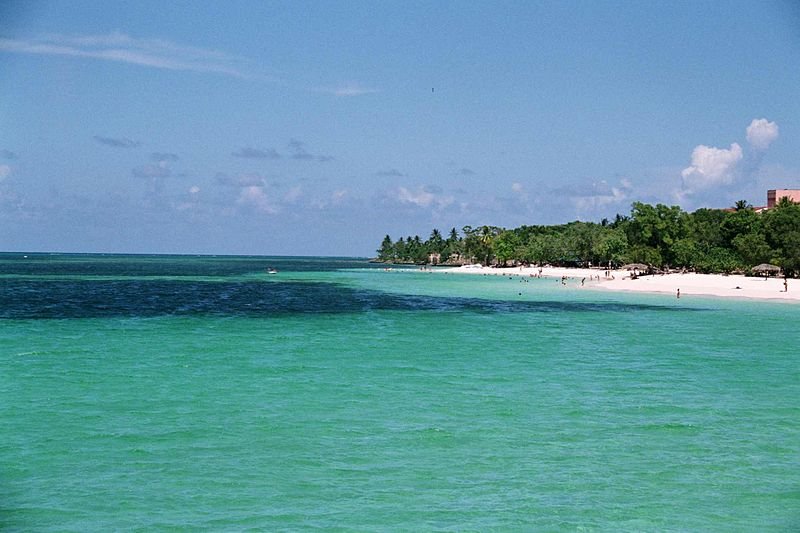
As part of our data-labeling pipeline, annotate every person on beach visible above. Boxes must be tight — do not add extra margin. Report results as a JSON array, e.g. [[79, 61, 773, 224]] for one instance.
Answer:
[[784, 278, 788, 292], [677, 288, 680, 299]]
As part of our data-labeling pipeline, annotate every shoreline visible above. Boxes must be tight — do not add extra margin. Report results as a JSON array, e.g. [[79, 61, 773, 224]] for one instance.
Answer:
[[434, 265, 800, 303]]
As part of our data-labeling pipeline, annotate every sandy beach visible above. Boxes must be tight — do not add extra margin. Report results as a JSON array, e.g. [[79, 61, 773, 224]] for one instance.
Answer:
[[438, 264, 800, 303]]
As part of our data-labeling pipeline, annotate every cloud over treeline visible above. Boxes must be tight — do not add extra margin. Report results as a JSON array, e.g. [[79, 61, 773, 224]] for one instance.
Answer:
[[680, 118, 778, 198], [746, 119, 779, 151]]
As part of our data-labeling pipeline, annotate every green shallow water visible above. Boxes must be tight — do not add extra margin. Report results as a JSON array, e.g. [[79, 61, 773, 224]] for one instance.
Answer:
[[1, 255, 798, 531]]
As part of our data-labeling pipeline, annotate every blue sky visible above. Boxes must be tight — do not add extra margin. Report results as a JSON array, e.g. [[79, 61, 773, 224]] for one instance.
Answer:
[[1, 1, 799, 256]]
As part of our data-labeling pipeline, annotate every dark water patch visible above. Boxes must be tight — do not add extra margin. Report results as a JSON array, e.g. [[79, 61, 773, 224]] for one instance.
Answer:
[[0, 253, 376, 277], [0, 279, 694, 319]]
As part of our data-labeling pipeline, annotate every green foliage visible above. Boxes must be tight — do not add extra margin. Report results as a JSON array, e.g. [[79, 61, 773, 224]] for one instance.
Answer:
[[670, 238, 699, 268], [776, 231, 800, 277], [721, 208, 761, 247], [493, 231, 520, 266], [694, 247, 742, 274], [687, 208, 726, 250], [461, 225, 503, 265], [626, 202, 687, 265], [763, 201, 800, 276], [625, 245, 662, 267], [592, 228, 628, 266], [376, 235, 395, 262], [732, 233, 773, 266], [426, 229, 444, 254], [376, 199, 800, 276]]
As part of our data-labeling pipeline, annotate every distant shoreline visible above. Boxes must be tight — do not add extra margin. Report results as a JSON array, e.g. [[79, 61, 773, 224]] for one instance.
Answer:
[[432, 264, 800, 303]]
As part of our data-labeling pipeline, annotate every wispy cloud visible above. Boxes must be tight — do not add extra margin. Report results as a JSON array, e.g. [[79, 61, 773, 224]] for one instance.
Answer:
[[0, 32, 252, 78], [288, 139, 334, 162], [317, 82, 378, 97], [94, 135, 142, 148], [558, 179, 632, 216], [133, 161, 171, 179], [215, 172, 267, 188], [237, 186, 278, 214], [232, 147, 281, 160], [151, 152, 179, 162], [376, 168, 405, 177], [391, 185, 454, 210]]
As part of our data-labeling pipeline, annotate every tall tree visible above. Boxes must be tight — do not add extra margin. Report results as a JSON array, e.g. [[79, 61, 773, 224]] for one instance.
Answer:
[[627, 202, 687, 266], [720, 208, 761, 248], [426, 228, 445, 253], [377, 235, 394, 261], [763, 200, 800, 275]]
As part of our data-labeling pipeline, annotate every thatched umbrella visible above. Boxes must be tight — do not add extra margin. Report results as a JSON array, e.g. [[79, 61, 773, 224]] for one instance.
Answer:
[[622, 263, 649, 271], [751, 263, 782, 277]]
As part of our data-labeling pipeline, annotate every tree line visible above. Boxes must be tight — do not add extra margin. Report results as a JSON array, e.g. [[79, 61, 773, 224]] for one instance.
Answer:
[[376, 199, 800, 277]]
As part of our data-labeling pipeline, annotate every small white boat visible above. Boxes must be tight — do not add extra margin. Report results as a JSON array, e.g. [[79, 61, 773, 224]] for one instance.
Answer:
[[267, 268, 279, 274]]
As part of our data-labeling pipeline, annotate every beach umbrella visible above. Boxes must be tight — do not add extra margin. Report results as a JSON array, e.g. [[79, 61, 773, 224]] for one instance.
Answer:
[[621, 263, 649, 271], [751, 263, 781, 277]]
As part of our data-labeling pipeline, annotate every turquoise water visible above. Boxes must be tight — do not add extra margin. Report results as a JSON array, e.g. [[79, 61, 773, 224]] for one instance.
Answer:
[[1, 254, 798, 531]]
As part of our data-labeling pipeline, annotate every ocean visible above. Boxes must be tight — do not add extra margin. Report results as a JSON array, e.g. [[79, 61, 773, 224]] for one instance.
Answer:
[[1, 254, 798, 531]]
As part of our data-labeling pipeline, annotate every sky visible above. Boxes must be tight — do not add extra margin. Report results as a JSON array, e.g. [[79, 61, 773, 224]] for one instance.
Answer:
[[1, 0, 799, 256]]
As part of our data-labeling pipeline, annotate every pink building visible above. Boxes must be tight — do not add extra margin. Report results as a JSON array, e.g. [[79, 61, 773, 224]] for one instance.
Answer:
[[767, 189, 800, 208]]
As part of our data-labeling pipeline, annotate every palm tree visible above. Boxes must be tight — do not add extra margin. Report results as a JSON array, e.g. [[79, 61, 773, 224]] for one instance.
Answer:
[[377, 235, 394, 261], [427, 228, 444, 253], [478, 225, 503, 265]]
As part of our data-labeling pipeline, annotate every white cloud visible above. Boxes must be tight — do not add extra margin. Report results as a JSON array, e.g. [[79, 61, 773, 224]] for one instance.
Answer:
[[133, 160, 171, 178], [176, 186, 202, 212], [394, 186, 454, 210], [0, 165, 10, 181], [510, 182, 531, 204], [397, 186, 434, 207], [746, 118, 779, 151], [565, 179, 632, 214], [237, 186, 277, 214], [680, 143, 743, 194], [0, 32, 250, 78], [215, 172, 266, 187], [283, 185, 303, 203]]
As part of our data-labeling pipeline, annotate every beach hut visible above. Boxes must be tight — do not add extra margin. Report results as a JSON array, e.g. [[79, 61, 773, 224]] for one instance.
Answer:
[[751, 263, 782, 278]]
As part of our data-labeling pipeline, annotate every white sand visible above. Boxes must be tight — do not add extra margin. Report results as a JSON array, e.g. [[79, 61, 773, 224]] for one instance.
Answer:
[[437, 264, 799, 303]]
